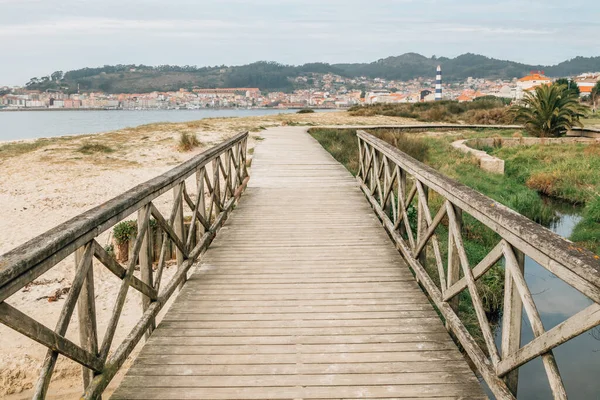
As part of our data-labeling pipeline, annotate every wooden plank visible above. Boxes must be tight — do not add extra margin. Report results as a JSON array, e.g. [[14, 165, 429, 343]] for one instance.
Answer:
[[161, 310, 439, 321], [140, 341, 458, 355], [157, 319, 444, 330], [125, 360, 473, 376], [0, 302, 102, 372], [111, 127, 485, 400], [151, 325, 449, 337], [111, 384, 485, 399], [118, 371, 479, 387], [145, 333, 454, 345], [134, 350, 467, 365], [166, 304, 435, 313]]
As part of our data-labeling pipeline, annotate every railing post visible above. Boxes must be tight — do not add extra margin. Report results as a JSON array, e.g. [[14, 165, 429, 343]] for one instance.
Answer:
[[398, 169, 407, 238], [138, 206, 154, 338], [212, 158, 222, 216], [174, 184, 186, 290], [75, 246, 100, 393], [196, 168, 206, 244], [447, 205, 462, 323], [417, 185, 429, 274], [502, 246, 525, 395], [357, 137, 364, 179]]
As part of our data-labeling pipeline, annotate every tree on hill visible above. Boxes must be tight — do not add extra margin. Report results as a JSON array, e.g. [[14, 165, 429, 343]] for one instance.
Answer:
[[554, 78, 580, 96], [511, 84, 589, 137]]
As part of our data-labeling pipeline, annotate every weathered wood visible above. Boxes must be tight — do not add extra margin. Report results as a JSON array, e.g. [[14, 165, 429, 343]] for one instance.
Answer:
[[0, 302, 102, 372], [443, 241, 503, 302], [0, 132, 249, 400], [92, 241, 157, 300], [173, 184, 186, 289], [150, 203, 188, 260], [0, 132, 248, 303], [356, 129, 600, 399], [33, 243, 95, 399], [109, 127, 483, 400], [356, 177, 514, 399], [357, 130, 600, 302], [498, 303, 600, 376], [417, 183, 429, 273], [138, 207, 155, 339], [446, 202, 500, 366], [447, 205, 462, 315], [501, 243, 524, 395], [503, 244, 567, 399], [75, 244, 100, 392]]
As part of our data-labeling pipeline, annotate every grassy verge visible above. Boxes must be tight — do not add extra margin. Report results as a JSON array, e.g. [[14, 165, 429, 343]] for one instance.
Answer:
[[489, 143, 600, 254]]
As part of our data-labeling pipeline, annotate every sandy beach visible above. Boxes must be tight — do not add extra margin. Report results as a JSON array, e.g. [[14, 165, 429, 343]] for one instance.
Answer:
[[0, 111, 413, 398]]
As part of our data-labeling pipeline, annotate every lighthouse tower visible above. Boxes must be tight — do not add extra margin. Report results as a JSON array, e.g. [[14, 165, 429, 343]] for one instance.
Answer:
[[435, 65, 442, 101]]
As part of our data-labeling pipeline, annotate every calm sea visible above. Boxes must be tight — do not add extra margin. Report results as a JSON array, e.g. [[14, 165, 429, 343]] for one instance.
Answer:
[[0, 109, 323, 142]]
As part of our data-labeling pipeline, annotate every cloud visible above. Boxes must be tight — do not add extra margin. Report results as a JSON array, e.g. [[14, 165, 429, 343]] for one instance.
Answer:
[[0, 0, 598, 84]]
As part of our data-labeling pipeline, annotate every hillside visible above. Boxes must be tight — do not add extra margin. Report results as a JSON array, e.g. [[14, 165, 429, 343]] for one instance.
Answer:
[[24, 53, 600, 94]]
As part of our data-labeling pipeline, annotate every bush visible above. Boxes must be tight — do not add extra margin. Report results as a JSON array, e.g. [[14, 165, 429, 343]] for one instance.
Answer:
[[462, 108, 513, 125], [377, 130, 429, 162], [77, 143, 114, 154], [113, 220, 137, 244], [297, 108, 315, 114], [349, 100, 510, 124], [178, 131, 201, 151]]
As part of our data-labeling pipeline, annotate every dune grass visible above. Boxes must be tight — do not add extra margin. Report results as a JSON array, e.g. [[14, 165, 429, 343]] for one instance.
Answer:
[[177, 131, 201, 152], [77, 142, 115, 154]]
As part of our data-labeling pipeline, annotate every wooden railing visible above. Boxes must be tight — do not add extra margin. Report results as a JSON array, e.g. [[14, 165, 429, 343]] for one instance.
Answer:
[[356, 130, 600, 399], [0, 132, 249, 399]]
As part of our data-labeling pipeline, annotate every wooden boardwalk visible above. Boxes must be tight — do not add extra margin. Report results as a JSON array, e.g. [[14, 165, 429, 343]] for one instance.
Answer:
[[111, 127, 486, 399]]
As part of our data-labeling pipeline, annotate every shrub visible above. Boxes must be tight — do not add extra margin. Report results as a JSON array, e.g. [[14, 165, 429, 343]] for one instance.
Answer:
[[178, 131, 201, 151], [526, 171, 561, 197], [77, 143, 114, 154], [349, 100, 510, 124], [463, 108, 512, 125], [297, 108, 315, 114], [104, 244, 115, 258], [113, 220, 137, 244], [377, 131, 429, 162]]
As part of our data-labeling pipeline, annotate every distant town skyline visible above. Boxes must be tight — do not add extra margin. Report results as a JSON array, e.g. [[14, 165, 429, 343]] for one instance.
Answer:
[[1, 0, 598, 85]]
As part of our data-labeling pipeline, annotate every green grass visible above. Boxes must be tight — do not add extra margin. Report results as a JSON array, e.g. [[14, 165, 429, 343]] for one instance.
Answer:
[[0, 137, 69, 158], [493, 143, 600, 204], [571, 197, 600, 255]]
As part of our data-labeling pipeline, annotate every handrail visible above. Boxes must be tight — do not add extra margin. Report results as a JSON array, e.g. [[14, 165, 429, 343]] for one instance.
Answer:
[[0, 131, 250, 399], [0, 131, 248, 302], [356, 130, 600, 399]]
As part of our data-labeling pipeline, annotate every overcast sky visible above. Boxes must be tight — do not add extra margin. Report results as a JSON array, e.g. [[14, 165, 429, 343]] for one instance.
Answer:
[[1, 0, 598, 85]]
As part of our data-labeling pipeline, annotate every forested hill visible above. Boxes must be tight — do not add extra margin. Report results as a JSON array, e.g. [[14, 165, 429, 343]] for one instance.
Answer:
[[25, 53, 600, 94]]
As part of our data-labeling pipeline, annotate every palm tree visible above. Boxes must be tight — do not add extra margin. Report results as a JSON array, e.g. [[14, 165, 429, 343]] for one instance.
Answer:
[[592, 81, 600, 113], [511, 84, 589, 137]]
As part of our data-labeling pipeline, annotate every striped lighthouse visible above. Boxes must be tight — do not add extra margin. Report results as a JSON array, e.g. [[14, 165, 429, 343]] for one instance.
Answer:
[[435, 65, 442, 101]]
